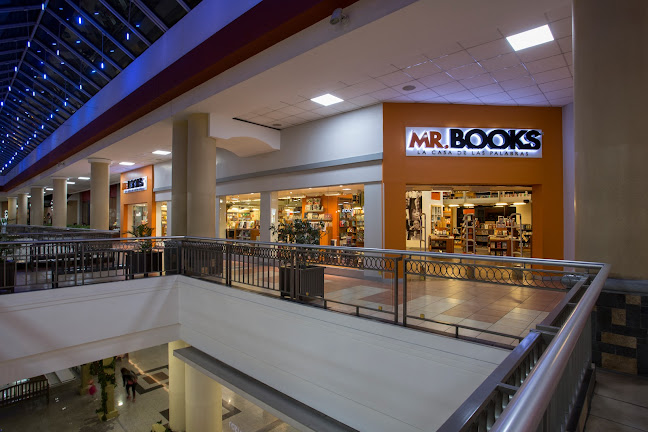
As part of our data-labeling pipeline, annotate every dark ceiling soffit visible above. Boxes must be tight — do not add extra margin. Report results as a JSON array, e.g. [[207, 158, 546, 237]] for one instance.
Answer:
[[1, 0, 360, 192]]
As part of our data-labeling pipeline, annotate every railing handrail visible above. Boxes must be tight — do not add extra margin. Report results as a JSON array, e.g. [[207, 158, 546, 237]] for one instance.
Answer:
[[0, 235, 605, 270], [490, 262, 610, 431], [7, 224, 115, 233], [182, 236, 606, 270]]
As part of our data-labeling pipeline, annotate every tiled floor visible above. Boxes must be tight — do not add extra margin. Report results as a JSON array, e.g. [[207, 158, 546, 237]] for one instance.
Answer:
[[235, 270, 559, 347], [0, 344, 298, 432], [585, 369, 648, 432]]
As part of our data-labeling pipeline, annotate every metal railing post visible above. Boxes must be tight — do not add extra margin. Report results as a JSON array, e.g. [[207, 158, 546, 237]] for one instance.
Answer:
[[225, 243, 232, 286], [402, 258, 408, 327], [393, 257, 400, 325]]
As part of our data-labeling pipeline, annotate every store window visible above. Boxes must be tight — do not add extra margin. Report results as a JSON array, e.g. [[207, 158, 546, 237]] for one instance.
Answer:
[[156, 202, 168, 237], [127, 203, 148, 234], [276, 185, 365, 247], [406, 186, 532, 257], [226, 194, 260, 240]]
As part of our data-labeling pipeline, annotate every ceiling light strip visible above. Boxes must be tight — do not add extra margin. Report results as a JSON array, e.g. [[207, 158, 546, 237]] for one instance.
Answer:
[[31, 40, 101, 92], [96, 0, 151, 47], [18, 67, 85, 106], [37, 26, 111, 82], [14, 77, 77, 116], [131, 0, 169, 32], [45, 10, 123, 72], [25, 51, 94, 99], [63, 0, 136, 61], [0, 0, 49, 119]]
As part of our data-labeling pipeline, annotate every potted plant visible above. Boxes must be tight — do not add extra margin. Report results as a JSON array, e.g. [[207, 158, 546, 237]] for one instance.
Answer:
[[0, 233, 16, 293], [270, 219, 325, 299], [126, 222, 161, 278]]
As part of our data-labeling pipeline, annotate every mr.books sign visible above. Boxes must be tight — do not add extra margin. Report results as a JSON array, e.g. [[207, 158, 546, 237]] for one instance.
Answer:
[[405, 127, 542, 158], [123, 176, 147, 193]]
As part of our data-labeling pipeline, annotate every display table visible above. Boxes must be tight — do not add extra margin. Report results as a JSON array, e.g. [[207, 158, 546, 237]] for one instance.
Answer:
[[428, 235, 454, 253], [488, 236, 521, 256]]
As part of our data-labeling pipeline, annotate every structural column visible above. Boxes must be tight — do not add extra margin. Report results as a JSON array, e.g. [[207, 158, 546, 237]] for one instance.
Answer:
[[215, 196, 227, 238], [7, 197, 16, 223], [573, 0, 648, 279], [52, 177, 68, 228], [168, 340, 190, 431], [89, 158, 111, 230], [185, 363, 222, 432], [187, 114, 216, 237], [30, 186, 44, 226], [17, 193, 28, 225], [172, 119, 188, 236], [260, 191, 278, 242]]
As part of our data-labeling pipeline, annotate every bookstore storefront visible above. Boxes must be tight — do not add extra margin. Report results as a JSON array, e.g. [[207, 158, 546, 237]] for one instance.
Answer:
[[121, 165, 158, 237], [223, 184, 366, 246], [382, 102, 564, 259]]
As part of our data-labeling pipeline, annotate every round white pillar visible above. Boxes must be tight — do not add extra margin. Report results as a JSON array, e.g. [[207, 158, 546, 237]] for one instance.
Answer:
[[186, 114, 216, 238], [52, 177, 68, 228], [17, 193, 28, 225], [30, 186, 44, 226], [172, 120, 188, 236], [168, 340, 190, 431], [89, 158, 111, 230], [7, 197, 16, 224], [185, 363, 222, 432]]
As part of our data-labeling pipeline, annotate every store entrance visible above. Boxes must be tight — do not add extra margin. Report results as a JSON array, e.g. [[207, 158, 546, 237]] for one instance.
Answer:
[[406, 186, 533, 257]]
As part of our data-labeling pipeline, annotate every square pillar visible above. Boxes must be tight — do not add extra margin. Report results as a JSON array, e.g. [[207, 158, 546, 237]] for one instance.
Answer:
[[259, 191, 278, 242]]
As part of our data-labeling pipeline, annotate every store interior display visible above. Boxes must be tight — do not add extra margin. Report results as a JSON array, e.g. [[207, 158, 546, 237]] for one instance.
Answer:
[[406, 186, 533, 257], [226, 197, 260, 241], [225, 184, 365, 247]]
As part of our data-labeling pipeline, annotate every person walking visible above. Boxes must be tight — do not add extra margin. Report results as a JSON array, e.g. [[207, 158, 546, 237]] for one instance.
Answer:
[[121, 367, 138, 401]]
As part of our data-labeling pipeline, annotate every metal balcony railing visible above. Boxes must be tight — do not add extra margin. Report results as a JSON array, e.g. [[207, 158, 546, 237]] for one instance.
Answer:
[[0, 236, 609, 431]]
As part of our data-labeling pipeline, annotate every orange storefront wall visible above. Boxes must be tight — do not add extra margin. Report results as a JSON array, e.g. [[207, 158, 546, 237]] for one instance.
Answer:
[[382, 103, 564, 259], [120, 165, 155, 237]]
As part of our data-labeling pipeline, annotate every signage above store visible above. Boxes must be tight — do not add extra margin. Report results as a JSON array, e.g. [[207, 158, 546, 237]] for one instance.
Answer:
[[405, 127, 542, 158], [123, 176, 147, 193]]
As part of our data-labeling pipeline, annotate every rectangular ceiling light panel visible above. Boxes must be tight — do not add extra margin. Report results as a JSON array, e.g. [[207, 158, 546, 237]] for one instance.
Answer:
[[311, 94, 343, 106], [506, 25, 554, 51]]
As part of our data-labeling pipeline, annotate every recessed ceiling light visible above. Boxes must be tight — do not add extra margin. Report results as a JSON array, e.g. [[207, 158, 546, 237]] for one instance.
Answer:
[[513, 202, 526, 206], [310, 93, 343, 106], [119, 162, 135, 166], [506, 25, 554, 51], [495, 202, 508, 206], [67, 181, 75, 185], [152, 150, 171, 155], [78, 176, 90, 180], [45, 188, 53, 191], [449, 204, 460, 207]]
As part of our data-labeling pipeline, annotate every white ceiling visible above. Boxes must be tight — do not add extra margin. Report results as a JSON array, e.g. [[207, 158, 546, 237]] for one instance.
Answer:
[[217, 0, 573, 129], [10, 0, 575, 193]]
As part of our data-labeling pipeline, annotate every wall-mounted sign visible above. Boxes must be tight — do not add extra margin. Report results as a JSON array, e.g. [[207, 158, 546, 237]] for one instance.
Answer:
[[123, 176, 147, 193], [405, 127, 542, 158]]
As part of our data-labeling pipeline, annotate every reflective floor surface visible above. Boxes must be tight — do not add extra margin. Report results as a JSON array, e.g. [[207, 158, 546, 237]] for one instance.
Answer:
[[0, 344, 298, 432]]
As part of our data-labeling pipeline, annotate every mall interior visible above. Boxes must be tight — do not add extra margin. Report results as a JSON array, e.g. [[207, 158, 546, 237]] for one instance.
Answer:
[[0, 0, 646, 431]]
